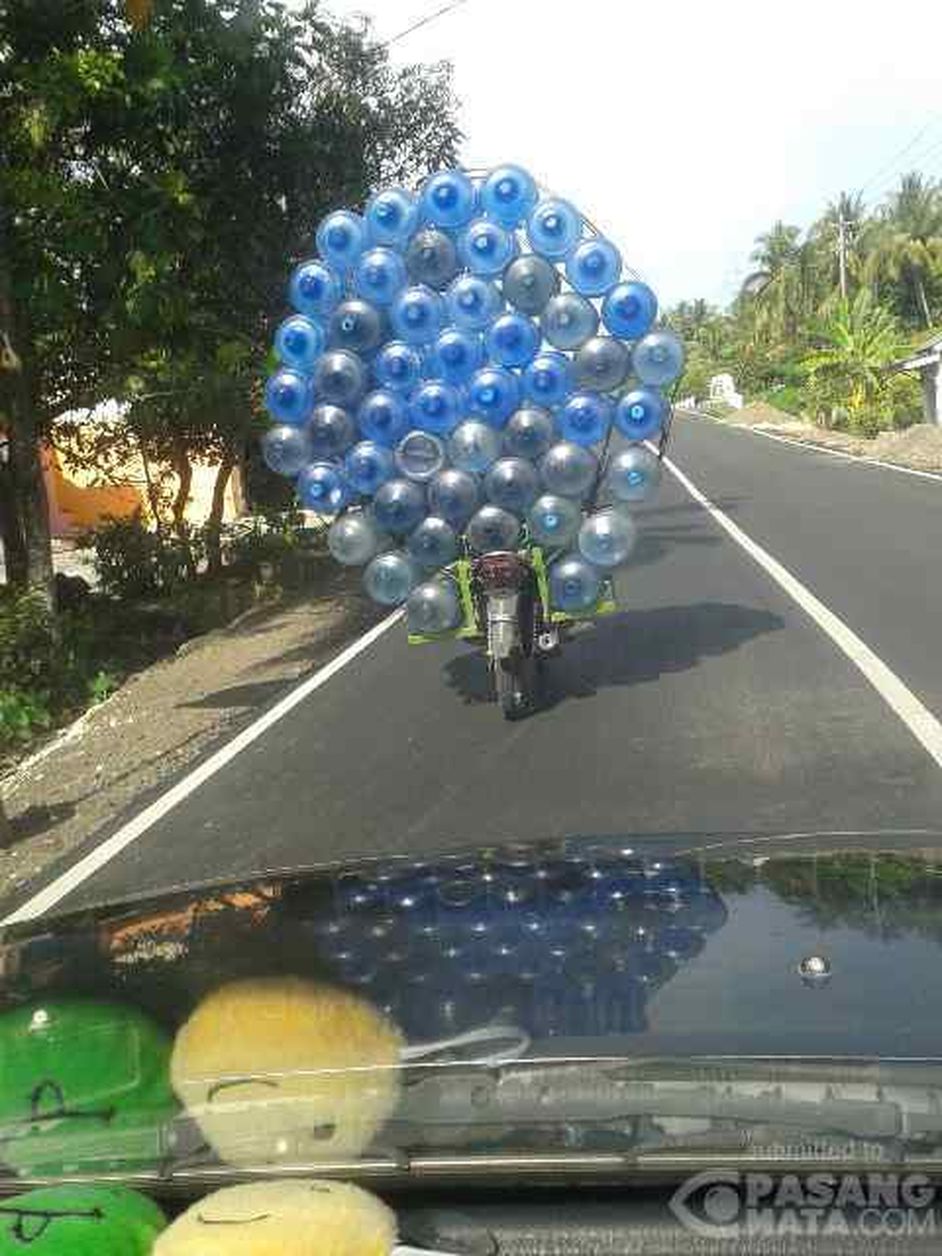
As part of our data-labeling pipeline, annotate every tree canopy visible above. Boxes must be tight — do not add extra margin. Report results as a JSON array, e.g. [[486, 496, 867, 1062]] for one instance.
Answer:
[[1, 0, 461, 592]]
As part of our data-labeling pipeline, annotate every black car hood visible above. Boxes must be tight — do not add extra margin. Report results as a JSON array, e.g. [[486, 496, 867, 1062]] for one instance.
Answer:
[[3, 829, 942, 1061]]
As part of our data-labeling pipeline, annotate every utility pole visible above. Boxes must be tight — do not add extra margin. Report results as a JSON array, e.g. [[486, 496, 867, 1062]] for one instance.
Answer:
[[837, 215, 849, 301]]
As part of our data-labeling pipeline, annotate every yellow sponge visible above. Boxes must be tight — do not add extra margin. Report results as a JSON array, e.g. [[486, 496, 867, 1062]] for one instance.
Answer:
[[170, 978, 403, 1167], [152, 1179, 396, 1256]]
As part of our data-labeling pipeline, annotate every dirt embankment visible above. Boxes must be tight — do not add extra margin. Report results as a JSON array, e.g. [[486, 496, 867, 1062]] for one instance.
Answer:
[[704, 403, 942, 473]]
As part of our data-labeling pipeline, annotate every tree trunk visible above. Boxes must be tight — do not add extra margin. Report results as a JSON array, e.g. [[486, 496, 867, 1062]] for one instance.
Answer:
[[1, 251, 55, 609], [914, 271, 933, 329], [10, 425, 55, 609], [206, 447, 235, 576], [0, 797, 12, 850], [171, 446, 196, 579], [0, 465, 28, 586], [171, 447, 193, 533]]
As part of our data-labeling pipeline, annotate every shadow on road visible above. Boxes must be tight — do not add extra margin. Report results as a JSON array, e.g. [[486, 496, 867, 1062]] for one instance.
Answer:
[[181, 679, 292, 710], [629, 524, 724, 571], [2, 802, 77, 849], [442, 602, 785, 712]]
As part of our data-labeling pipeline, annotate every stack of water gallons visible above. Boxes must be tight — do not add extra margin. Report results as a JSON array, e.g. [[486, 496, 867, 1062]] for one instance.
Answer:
[[261, 165, 685, 634]]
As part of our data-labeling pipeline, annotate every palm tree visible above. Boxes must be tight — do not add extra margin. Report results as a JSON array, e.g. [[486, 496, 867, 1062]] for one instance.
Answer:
[[741, 222, 819, 345], [865, 173, 942, 328]]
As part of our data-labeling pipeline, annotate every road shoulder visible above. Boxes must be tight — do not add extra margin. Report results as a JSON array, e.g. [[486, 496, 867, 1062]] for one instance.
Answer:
[[683, 407, 942, 478]]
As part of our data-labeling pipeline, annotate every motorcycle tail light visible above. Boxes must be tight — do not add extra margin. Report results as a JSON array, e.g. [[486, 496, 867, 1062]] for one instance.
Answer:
[[474, 552, 528, 590]]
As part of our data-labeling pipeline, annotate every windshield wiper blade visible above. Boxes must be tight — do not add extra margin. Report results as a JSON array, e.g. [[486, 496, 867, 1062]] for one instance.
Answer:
[[396, 1058, 942, 1146]]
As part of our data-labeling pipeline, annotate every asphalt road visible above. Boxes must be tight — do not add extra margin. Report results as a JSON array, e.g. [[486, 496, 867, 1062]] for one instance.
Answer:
[[12, 415, 942, 914]]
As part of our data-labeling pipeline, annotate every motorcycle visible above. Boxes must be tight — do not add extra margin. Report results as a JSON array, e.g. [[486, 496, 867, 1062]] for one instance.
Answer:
[[409, 544, 615, 721]]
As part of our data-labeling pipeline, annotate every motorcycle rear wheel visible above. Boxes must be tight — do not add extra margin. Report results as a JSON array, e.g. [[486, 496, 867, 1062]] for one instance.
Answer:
[[495, 655, 534, 721]]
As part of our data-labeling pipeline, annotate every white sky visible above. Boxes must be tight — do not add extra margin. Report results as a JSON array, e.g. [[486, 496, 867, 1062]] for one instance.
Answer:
[[307, 0, 942, 309]]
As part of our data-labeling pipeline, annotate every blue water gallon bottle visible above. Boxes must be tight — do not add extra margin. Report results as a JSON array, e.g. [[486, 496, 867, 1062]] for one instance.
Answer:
[[372, 478, 427, 535], [541, 293, 599, 351], [523, 350, 574, 409], [549, 553, 603, 613], [261, 424, 312, 478], [573, 336, 630, 393], [428, 467, 480, 528], [395, 430, 447, 482], [405, 228, 460, 290], [363, 551, 419, 606], [632, 330, 685, 387], [407, 578, 463, 634], [308, 403, 356, 459], [312, 349, 369, 409], [613, 387, 668, 441], [527, 493, 582, 547], [565, 237, 622, 296], [446, 274, 503, 331], [264, 368, 313, 426], [526, 198, 582, 259], [406, 516, 459, 570], [484, 457, 541, 515], [466, 505, 522, 554], [459, 218, 517, 277], [502, 253, 560, 315], [447, 420, 503, 474], [503, 406, 556, 460], [420, 169, 478, 229], [358, 388, 411, 448], [540, 441, 598, 498], [288, 259, 342, 319], [274, 314, 325, 372], [467, 366, 520, 428], [390, 285, 445, 345], [316, 209, 366, 271], [578, 507, 637, 568], [431, 328, 484, 385], [344, 440, 395, 496], [481, 164, 538, 226], [365, 186, 418, 247], [601, 280, 658, 339], [296, 462, 350, 514], [409, 380, 463, 435], [354, 247, 408, 307], [606, 446, 662, 502], [328, 299, 385, 356], [558, 392, 613, 447], [328, 510, 384, 566], [373, 341, 423, 395], [485, 312, 540, 368]]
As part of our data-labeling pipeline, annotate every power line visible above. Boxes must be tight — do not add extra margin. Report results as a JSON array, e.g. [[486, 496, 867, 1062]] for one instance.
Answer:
[[867, 134, 942, 206], [858, 110, 942, 195], [381, 0, 471, 48]]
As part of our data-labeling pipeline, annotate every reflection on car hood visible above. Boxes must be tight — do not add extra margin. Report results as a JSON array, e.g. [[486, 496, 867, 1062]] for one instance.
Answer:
[[3, 829, 942, 1060]]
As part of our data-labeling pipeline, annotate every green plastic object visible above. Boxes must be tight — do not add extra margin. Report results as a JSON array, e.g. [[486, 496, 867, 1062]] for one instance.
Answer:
[[407, 546, 615, 643], [0, 1184, 165, 1255], [0, 1000, 177, 1177]]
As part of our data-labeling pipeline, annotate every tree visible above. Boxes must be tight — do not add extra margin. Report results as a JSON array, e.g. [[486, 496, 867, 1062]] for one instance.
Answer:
[[800, 290, 904, 431], [741, 221, 820, 345], [1, 0, 460, 593], [865, 172, 942, 328]]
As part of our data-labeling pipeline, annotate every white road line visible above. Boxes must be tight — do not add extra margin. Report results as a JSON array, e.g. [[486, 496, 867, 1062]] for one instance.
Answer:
[[661, 452, 942, 771], [678, 410, 942, 484], [1, 609, 404, 927]]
